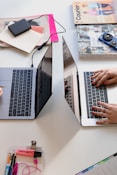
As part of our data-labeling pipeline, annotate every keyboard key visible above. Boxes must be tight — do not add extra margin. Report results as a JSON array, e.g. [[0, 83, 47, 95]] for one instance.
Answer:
[[84, 72, 108, 118], [9, 69, 33, 117], [64, 76, 74, 112]]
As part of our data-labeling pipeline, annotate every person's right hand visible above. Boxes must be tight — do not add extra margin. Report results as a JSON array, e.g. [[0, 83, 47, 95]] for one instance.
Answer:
[[92, 101, 117, 124], [91, 68, 117, 87]]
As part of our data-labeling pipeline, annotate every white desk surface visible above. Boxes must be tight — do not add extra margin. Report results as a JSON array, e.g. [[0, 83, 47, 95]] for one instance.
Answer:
[[0, 0, 117, 174]]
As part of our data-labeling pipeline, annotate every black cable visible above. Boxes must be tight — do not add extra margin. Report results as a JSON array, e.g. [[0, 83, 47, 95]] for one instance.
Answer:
[[31, 41, 48, 67], [30, 14, 66, 67]]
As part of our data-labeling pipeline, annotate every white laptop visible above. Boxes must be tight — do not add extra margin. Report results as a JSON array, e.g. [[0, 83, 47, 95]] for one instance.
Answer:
[[63, 37, 117, 126], [0, 44, 52, 119]]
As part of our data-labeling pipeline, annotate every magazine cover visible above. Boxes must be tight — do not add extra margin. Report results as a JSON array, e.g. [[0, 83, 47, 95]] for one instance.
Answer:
[[76, 24, 117, 58], [72, 0, 117, 25]]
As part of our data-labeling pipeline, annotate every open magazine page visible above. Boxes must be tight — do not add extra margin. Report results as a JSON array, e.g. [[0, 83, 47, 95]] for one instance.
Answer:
[[0, 14, 58, 48], [72, 0, 117, 25], [75, 153, 117, 175], [77, 24, 117, 55]]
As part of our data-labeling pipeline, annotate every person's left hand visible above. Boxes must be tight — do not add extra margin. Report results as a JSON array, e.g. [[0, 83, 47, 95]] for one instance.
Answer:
[[0, 87, 3, 96], [92, 101, 117, 124]]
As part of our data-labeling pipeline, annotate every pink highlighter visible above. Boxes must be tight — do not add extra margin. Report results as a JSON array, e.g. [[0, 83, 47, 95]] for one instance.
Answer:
[[16, 149, 34, 157], [16, 149, 42, 157]]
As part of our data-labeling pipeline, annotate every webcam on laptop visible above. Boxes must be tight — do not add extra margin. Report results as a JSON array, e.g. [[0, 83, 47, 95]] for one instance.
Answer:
[[99, 32, 117, 50]]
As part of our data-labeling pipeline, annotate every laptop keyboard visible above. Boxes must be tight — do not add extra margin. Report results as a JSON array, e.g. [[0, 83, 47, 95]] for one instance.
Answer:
[[84, 72, 108, 118], [64, 76, 74, 112], [9, 69, 33, 117]]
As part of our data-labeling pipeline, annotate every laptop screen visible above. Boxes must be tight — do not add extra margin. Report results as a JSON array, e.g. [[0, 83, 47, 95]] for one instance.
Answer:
[[35, 45, 52, 116], [63, 38, 81, 119]]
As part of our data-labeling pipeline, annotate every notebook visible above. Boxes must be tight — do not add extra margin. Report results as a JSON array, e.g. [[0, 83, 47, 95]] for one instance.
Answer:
[[63, 37, 117, 126], [75, 152, 117, 175], [0, 25, 43, 53], [0, 45, 52, 119]]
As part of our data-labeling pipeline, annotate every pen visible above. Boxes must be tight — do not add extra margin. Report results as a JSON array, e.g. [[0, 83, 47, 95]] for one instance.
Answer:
[[4, 165, 10, 175], [8, 154, 16, 175], [6, 153, 11, 164]]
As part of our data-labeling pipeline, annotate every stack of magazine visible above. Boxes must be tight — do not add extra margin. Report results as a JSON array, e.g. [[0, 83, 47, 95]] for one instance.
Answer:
[[72, 0, 117, 59]]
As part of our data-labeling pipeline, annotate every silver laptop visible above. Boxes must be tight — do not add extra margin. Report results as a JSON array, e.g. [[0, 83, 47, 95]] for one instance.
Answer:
[[63, 37, 117, 126], [0, 45, 52, 119]]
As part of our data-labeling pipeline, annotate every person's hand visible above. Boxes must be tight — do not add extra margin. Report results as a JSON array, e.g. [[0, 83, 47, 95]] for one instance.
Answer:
[[91, 68, 117, 87], [0, 87, 3, 96], [92, 101, 117, 124]]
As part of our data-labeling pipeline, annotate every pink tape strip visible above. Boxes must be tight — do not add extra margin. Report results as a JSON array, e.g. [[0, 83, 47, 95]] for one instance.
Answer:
[[48, 14, 59, 42]]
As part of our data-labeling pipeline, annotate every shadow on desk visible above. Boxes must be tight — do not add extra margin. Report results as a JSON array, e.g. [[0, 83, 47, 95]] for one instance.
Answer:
[[35, 92, 80, 164]]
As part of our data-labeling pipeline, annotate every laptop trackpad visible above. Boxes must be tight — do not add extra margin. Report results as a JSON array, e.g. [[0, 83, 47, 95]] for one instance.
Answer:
[[0, 69, 13, 81], [0, 81, 11, 118], [107, 84, 117, 104]]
